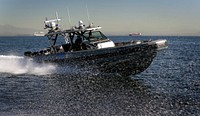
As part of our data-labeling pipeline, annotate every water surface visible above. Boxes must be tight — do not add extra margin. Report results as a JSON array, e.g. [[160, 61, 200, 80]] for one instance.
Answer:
[[0, 36, 199, 115]]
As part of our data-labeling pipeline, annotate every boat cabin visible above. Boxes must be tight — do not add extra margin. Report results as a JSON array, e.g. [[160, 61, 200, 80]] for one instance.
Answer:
[[61, 30, 115, 52]]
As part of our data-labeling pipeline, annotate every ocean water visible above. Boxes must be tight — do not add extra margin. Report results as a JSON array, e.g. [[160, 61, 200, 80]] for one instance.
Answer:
[[0, 36, 199, 116]]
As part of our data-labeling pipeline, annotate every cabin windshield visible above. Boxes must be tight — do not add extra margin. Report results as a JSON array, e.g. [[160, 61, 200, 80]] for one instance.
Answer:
[[83, 31, 107, 42]]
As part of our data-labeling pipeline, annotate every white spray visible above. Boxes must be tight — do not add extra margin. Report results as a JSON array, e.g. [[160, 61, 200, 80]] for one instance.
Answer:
[[0, 55, 56, 75]]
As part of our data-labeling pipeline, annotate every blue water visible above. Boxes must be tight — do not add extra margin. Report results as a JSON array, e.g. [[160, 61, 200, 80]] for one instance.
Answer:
[[0, 36, 199, 115]]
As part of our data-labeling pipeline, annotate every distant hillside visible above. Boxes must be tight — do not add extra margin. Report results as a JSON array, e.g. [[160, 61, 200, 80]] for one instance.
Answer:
[[0, 24, 38, 36]]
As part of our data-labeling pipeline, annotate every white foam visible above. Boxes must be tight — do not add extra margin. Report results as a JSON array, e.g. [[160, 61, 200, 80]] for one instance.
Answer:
[[0, 55, 57, 75]]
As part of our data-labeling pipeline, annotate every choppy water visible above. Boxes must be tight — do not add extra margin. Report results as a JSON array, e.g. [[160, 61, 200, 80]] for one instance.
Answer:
[[0, 36, 199, 116]]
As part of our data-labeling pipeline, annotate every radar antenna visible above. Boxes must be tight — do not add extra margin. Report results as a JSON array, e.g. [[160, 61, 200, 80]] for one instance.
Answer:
[[44, 12, 61, 30]]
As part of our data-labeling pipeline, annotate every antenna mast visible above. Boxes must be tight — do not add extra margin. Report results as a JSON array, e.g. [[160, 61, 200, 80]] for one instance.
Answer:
[[67, 7, 72, 27], [86, 4, 91, 25]]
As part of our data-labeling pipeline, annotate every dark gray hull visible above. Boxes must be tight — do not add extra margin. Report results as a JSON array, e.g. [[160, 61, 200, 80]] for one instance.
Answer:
[[29, 42, 157, 76]]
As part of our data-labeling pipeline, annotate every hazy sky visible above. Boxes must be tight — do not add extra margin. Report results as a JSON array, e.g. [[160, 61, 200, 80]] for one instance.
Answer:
[[1, 0, 200, 35]]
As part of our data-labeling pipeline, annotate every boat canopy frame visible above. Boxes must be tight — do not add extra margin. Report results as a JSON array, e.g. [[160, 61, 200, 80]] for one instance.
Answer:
[[45, 26, 107, 48]]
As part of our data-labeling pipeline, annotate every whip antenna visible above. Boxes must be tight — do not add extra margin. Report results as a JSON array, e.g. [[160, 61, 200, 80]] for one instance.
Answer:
[[67, 7, 72, 27], [86, 4, 91, 24]]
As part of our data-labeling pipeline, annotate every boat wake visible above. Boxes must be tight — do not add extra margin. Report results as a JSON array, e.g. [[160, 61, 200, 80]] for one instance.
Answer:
[[0, 55, 57, 75]]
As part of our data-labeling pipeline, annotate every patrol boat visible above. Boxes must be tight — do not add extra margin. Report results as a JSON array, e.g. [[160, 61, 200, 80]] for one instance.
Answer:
[[24, 13, 167, 76]]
